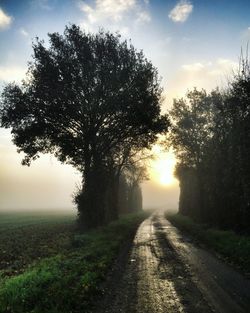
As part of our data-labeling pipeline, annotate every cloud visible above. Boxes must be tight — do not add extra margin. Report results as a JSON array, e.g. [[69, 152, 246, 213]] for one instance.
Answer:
[[136, 10, 151, 23], [79, 0, 137, 23], [78, 0, 151, 33], [216, 58, 238, 70], [19, 27, 29, 37], [182, 62, 204, 72], [32, 0, 56, 11], [165, 58, 238, 105], [0, 66, 26, 83], [0, 7, 13, 30], [168, 0, 193, 23], [181, 59, 237, 76]]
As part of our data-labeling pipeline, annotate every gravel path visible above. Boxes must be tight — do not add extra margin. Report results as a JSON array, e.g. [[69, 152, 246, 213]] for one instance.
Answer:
[[95, 212, 250, 313]]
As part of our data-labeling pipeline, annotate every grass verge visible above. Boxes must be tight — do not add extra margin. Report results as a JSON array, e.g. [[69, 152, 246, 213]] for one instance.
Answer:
[[0, 211, 148, 313], [166, 213, 250, 275]]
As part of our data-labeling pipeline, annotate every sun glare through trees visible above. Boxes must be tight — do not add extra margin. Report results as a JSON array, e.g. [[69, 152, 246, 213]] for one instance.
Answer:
[[149, 145, 178, 187], [0, 1, 250, 313]]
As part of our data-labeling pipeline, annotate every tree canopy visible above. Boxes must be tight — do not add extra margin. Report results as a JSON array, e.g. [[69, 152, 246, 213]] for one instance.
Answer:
[[168, 61, 250, 232], [1, 25, 169, 229]]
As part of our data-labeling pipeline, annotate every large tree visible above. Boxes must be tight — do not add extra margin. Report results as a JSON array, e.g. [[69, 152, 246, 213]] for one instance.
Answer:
[[0, 25, 168, 229], [168, 65, 250, 232], [168, 89, 218, 221]]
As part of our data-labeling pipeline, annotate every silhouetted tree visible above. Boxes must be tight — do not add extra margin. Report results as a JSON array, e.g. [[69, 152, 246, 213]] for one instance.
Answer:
[[0, 25, 168, 229], [118, 162, 146, 214], [168, 58, 250, 232], [168, 89, 214, 221]]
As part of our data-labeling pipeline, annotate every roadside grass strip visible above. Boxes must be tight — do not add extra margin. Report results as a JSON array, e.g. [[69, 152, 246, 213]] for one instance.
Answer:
[[0, 212, 148, 313], [166, 213, 250, 275]]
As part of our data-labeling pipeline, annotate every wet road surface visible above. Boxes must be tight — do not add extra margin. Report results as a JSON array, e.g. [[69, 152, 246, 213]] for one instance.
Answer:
[[96, 213, 250, 313]]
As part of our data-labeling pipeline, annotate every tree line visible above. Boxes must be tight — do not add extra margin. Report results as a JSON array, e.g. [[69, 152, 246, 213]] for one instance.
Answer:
[[168, 58, 250, 233], [0, 25, 168, 230], [2, 24, 249, 233]]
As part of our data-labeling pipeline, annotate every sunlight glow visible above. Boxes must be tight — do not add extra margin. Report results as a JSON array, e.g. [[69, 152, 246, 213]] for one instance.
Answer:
[[149, 145, 178, 187]]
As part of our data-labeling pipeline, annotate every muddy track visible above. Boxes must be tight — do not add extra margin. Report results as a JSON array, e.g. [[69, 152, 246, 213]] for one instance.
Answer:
[[94, 212, 250, 313]]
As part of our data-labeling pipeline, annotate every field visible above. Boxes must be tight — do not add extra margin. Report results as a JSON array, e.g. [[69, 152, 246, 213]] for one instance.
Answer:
[[0, 211, 76, 279], [0, 210, 148, 313]]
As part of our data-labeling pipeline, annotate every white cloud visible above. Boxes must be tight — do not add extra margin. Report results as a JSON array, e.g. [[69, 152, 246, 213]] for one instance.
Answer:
[[136, 10, 151, 23], [182, 62, 204, 72], [0, 66, 26, 83], [208, 59, 238, 77], [19, 27, 29, 37], [78, 0, 151, 33], [166, 58, 238, 104], [168, 0, 193, 23], [217, 58, 238, 69], [0, 7, 13, 30], [79, 0, 137, 23], [182, 59, 237, 76]]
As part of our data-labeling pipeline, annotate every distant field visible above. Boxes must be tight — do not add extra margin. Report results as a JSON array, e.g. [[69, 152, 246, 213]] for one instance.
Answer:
[[0, 210, 76, 278], [0, 210, 76, 230]]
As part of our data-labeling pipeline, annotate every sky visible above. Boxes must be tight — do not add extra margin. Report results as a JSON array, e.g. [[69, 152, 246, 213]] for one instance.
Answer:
[[0, 0, 250, 211]]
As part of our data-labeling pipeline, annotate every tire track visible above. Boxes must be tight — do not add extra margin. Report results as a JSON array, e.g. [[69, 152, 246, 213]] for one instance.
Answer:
[[96, 213, 213, 313]]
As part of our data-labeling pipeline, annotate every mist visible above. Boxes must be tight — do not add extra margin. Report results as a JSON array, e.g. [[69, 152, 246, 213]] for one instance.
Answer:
[[0, 133, 179, 212], [0, 158, 180, 212]]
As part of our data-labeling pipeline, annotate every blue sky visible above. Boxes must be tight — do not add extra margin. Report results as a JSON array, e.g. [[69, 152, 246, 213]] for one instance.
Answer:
[[0, 0, 249, 210], [0, 0, 249, 99], [0, 0, 250, 105]]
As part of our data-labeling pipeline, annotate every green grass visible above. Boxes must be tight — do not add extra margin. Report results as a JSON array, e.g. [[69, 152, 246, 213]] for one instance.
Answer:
[[0, 211, 148, 313], [166, 213, 250, 274]]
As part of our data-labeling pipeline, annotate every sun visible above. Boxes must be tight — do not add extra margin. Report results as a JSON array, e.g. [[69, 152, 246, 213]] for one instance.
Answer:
[[149, 145, 178, 186], [157, 159, 176, 185]]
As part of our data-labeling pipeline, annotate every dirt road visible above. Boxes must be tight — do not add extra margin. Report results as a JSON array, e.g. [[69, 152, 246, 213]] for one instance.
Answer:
[[96, 212, 250, 313]]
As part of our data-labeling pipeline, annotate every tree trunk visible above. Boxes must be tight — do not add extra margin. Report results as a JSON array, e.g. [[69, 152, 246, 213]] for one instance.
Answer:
[[105, 172, 119, 223], [77, 165, 107, 230]]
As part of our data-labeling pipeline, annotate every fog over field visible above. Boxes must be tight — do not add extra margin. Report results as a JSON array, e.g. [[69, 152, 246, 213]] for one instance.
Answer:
[[0, 131, 179, 211]]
